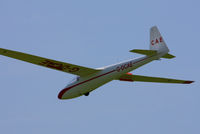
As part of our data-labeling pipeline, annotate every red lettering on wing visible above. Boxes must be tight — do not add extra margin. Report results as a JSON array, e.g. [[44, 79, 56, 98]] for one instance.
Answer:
[[39, 60, 80, 72]]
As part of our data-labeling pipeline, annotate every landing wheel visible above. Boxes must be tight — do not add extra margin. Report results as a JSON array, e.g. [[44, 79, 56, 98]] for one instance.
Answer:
[[84, 92, 90, 96]]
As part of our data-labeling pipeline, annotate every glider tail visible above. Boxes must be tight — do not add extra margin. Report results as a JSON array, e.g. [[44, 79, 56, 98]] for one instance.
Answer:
[[130, 26, 175, 59]]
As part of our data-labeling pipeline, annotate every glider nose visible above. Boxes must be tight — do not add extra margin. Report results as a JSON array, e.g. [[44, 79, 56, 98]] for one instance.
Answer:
[[58, 90, 65, 99], [58, 88, 69, 99], [58, 87, 80, 100]]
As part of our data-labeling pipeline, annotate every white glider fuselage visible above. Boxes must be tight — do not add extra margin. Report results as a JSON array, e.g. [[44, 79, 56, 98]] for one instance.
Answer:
[[59, 53, 164, 99]]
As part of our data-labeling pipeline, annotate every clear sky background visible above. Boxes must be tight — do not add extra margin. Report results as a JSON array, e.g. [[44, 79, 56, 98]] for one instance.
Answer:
[[0, 0, 199, 134]]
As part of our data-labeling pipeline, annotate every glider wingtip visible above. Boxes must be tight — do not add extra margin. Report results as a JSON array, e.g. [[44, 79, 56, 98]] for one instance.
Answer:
[[183, 81, 194, 84]]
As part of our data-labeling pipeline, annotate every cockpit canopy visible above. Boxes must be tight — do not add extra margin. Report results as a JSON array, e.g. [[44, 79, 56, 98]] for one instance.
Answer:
[[65, 76, 80, 88], [69, 76, 80, 84]]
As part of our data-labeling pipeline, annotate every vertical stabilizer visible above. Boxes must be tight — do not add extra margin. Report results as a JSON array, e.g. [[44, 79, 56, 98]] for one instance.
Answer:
[[150, 26, 169, 53]]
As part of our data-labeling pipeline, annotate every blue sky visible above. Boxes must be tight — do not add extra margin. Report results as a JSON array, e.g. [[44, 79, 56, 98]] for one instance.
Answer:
[[0, 0, 199, 134]]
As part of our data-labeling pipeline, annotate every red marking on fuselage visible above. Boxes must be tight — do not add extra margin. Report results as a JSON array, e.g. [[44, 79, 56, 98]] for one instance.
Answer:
[[116, 62, 132, 72], [119, 78, 134, 82], [58, 70, 115, 99], [116, 55, 154, 72], [58, 55, 155, 99]]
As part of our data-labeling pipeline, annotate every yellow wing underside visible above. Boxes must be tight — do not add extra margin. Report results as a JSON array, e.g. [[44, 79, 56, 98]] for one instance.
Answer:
[[117, 73, 194, 84], [0, 48, 100, 76]]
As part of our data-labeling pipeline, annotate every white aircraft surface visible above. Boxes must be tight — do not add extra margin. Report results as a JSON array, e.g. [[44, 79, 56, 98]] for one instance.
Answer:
[[0, 26, 194, 100]]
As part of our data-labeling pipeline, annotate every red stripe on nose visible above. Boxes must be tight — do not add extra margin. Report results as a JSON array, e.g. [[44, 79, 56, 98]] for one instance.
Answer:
[[58, 70, 116, 99], [58, 87, 71, 99]]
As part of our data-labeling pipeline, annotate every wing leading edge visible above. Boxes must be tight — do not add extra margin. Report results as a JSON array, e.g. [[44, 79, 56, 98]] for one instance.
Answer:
[[0, 48, 100, 76], [117, 73, 194, 84]]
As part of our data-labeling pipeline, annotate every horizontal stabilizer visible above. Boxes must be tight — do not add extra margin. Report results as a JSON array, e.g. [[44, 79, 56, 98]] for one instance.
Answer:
[[130, 49, 157, 55], [117, 73, 194, 84], [162, 53, 175, 59], [130, 49, 175, 59]]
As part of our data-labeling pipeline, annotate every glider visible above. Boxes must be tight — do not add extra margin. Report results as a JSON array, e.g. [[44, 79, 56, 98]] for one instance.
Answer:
[[0, 26, 194, 100]]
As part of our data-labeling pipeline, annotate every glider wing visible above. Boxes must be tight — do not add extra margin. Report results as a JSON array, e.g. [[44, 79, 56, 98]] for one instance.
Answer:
[[117, 73, 194, 84], [0, 48, 100, 76]]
